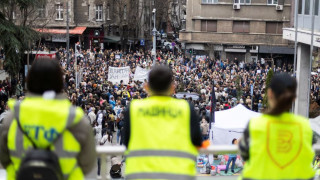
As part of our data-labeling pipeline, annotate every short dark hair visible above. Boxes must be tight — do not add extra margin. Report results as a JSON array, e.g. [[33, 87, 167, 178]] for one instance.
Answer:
[[27, 58, 64, 94], [232, 138, 237, 144], [148, 65, 173, 94]]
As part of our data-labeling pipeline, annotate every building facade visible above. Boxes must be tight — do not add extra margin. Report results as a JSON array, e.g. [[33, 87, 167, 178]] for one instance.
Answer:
[[283, 0, 320, 117], [180, 0, 295, 63], [19, 0, 131, 50], [9, 0, 186, 51]]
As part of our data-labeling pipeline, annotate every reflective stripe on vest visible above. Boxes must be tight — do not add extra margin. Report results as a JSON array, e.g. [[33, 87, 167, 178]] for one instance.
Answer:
[[241, 113, 315, 180], [126, 173, 195, 180], [126, 150, 197, 162], [125, 96, 198, 178], [242, 178, 314, 180], [7, 99, 83, 180]]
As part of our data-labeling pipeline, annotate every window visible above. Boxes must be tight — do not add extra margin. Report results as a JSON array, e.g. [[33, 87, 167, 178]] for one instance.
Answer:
[[267, 0, 278, 5], [202, 0, 219, 4], [266, 22, 283, 34], [305, 0, 310, 15], [234, 0, 251, 4], [88, 5, 90, 19], [38, 4, 46, 18], [96, 5, 103, 21], [56, 4, 63, 20], [124, 5, 127, 20], [233, 21, 250, 33], [298, 0, 303, 14], [107, 5, 110, 20], [12, 11, 16, 19], [201, 20, 217, 32]]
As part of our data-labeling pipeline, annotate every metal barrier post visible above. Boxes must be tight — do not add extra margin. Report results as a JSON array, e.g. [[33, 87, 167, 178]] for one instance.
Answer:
[[100, 154, 107, 180]]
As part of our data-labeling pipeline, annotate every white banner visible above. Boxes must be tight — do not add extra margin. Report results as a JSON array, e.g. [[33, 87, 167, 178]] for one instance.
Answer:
[[134, 67, 150, 82], [108, 66, 130, 84]]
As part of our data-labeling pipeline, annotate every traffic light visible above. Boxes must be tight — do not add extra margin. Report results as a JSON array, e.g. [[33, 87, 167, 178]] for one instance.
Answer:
[[189, 48, 194, 54], [108, 25, 112, 33]]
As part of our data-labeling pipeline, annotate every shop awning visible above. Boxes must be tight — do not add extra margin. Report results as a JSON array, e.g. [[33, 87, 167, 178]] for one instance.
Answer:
[[104, 36, 121, 43], [259, 46, 294, 54], [35, 27, 87, 35]]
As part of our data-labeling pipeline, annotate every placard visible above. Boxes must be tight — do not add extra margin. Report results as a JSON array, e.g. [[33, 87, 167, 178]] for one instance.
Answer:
[[108, 66, 130, 84], [134, 67, 150, 82]]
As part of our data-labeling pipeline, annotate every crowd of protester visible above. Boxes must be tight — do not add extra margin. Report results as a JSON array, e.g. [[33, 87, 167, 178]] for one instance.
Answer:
[[53, 47, 300, 145], [1, 46, 320, 144]]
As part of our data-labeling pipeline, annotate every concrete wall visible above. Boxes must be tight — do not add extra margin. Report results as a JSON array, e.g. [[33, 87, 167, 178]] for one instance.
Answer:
[[186, 0, 292, 31], [217, 21, 233, 33], [183, 0, 292, 46], [180, 31, 288, 46]]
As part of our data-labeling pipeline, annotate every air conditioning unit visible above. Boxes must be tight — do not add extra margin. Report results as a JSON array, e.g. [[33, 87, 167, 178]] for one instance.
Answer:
[[233, 4, 240, 9], [276, 5, 283, 11]]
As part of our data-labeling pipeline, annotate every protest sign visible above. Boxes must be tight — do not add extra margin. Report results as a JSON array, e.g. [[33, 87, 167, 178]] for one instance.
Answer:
[[134, 67, 150, 82], [108, 66, 130, 84]]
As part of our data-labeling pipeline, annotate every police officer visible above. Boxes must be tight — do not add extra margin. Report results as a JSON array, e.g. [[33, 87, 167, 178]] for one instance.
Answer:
[[123, 65, 203, 180], [0, 58, 96, 180], [239, 73, 315, 180]]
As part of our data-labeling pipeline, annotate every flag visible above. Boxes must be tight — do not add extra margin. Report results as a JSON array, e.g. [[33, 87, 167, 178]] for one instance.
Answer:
[[210, 82, 216, 128], [250, 84, 254, 96]]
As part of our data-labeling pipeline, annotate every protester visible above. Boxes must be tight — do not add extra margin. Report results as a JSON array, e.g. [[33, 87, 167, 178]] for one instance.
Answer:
[[225, 138, 238, 174], [200, 117, 209, 140]]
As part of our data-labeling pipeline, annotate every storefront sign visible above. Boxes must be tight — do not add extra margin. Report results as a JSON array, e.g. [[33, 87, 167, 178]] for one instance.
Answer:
[[227, 45, 246, 49], [52, 34, 67, 42], [36, 53, 56, 59], [214, 45, 223, 51]]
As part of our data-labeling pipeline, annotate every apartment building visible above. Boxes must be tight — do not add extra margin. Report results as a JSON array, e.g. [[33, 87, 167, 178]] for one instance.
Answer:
[[180, 0, 295, 63], [20, 0, 131, 50]]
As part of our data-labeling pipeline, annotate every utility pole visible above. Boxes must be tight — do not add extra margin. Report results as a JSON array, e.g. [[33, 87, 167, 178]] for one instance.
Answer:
[[152, 8, 157, 66], [27, 41, 30, 72], [66, 1, 70, 65]]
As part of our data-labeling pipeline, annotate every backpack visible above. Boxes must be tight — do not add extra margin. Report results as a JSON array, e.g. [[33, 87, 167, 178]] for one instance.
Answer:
[[110, 164, 122, 179], [16, 115, 64, 180]]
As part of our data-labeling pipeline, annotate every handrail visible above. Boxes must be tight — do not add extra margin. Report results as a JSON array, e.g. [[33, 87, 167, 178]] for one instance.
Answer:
[[96, 144, 320, 180]]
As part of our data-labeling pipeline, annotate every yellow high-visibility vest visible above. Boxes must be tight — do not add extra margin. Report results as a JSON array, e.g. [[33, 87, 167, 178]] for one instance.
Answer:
[[125, 96, 198, 180], [241, 113, 315, 180], [7, 97, 84, 180]]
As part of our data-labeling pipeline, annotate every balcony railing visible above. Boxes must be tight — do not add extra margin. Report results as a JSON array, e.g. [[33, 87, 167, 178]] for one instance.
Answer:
[[96, 145, 320, 180]]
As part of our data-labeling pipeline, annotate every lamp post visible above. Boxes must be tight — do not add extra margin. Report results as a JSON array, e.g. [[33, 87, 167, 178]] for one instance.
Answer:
[[152, 8, 157, 66], [66, 1, 70, 65]]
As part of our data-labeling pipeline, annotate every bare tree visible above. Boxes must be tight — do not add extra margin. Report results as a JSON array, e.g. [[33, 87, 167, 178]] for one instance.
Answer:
[[206, 43, 215, 59], [154, 0, 171, 31]]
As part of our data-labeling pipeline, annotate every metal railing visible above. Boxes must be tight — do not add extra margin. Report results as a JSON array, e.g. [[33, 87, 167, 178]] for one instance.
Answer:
[[96, 145, 320, 180]]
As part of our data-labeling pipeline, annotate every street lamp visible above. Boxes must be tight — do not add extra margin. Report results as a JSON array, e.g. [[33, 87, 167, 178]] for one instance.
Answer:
[[152, 8, 157, 66]]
